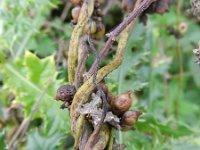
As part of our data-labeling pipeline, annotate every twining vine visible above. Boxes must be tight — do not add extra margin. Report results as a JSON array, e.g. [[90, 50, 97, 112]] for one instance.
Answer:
[[55, 0, 171, 149]]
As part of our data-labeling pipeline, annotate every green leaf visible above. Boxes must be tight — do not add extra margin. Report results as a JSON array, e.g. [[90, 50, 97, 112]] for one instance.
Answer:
[[26, 129, 61, 150], [1, 51, 70, 133], [107, 23, 149, 93], [27, 34, 57, 57], [0, 130, 6, 150], [136, 113, 193, 138]]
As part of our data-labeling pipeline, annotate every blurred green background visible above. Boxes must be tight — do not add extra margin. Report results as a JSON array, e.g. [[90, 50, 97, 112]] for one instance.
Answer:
[[0, 0, 200, 149]]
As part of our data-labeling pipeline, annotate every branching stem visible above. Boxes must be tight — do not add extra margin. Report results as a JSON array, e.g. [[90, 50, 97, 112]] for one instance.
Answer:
[[88, 0, 156, 76]]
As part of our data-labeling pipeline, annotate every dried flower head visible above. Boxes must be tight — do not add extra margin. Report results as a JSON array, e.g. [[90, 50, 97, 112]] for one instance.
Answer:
[[55, 85, 76, 101], [190, 0, 200, 20], [193, 42, 200, 66]]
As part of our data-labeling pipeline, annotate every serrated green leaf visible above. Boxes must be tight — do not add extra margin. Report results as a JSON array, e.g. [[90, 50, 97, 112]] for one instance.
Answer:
[[1, 52, 70, 133], [25, 51, 55, 85], [26, 129, 61, 150]]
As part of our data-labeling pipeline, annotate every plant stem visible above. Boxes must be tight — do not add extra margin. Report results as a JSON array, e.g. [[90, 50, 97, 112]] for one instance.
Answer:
[[88, 0, 156, 76], [68, 0, 94, 84], [70, 0, 155, 148], [174, 0, 183, 119], [164, 73, 170, 117]]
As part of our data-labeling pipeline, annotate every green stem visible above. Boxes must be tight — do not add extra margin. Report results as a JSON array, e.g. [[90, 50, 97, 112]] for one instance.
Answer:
[[174, 0, 183, 119]]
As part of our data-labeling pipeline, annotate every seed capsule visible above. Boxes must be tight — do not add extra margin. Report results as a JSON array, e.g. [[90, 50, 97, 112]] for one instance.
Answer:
[[111, 91, 133, 115], [84, 20, 97, 34], [179, 22, 188, 33], [155, 0, 168, 15], [91, 22, 105, 40], [55, 85, 76, 102], [72, 6, 81, 21], [120, 110, 142, 126]]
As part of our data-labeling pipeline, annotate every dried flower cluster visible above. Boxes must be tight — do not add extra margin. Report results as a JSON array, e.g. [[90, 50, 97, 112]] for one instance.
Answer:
[[79, 90, 142, 131], [193, 43, 200, 66], [139, 0, 172, 24], [190, 0, 200, 20]]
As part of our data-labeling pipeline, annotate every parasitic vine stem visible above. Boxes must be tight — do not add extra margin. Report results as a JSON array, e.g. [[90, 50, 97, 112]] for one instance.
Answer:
[[68, 0, 94, 84], [70, 0, 154, 149], [88, 0, 156, 76], [70, 10, 139, 150], [83, 29, 109, 149]]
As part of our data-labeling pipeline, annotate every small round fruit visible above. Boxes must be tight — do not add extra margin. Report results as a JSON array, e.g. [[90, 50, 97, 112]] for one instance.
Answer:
[[179, 22, 188, 33], [71, 0, 82, 5], [55, 85, 76, 102], [91, 22, 105, 40], [121, 110, 142, 126], [90, 21, 97, 34], [72, 6, 81, 21], [111, 91, 133, 115], [84, 21, 97, 34]]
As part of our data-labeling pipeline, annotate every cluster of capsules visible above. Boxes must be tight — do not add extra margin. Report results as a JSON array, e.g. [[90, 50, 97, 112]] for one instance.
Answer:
[[55, 83, 142, 131], [121, 0, 172, 24], [71, 0, 105, 40]]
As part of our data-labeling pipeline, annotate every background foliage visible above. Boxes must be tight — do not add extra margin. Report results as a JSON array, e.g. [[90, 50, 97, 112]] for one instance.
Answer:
[[0, 0, 200, 149]]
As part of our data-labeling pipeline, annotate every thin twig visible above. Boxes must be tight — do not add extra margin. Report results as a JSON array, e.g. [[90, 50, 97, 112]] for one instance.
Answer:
[[88, 0, 156, 76], [87, 27, 100, 85]]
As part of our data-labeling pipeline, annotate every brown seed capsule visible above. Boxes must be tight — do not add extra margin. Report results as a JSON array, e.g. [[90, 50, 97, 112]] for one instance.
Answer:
[[121, 110, 142, 126], [155, 0, 168, 15], [55, 85, 76, 102], [71, 0, 82, 5], [111, 91, 133, 115], [71, 6, 81, 21]]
